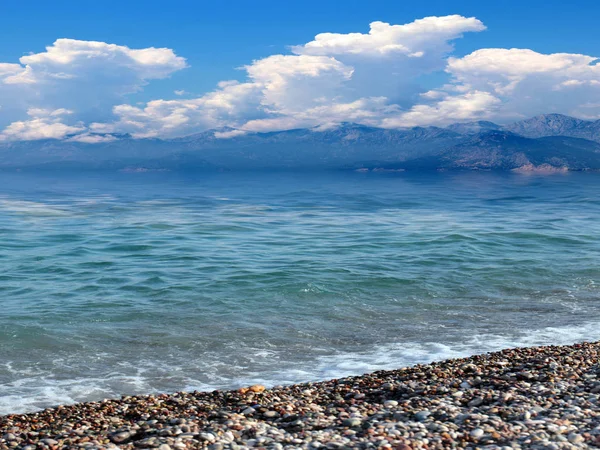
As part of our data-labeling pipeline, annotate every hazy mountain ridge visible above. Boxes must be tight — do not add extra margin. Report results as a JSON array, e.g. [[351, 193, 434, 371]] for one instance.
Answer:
[[503, 114, 600, 141], [401, 131, 600, 171], [1, 114, 600, 171]]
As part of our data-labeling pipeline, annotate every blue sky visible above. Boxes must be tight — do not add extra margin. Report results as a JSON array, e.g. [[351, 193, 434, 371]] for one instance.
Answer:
[[0, 0, 599, 141]]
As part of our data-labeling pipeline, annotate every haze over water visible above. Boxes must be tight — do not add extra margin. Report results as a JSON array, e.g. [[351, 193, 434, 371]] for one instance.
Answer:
[[1, 171, 600, 414]]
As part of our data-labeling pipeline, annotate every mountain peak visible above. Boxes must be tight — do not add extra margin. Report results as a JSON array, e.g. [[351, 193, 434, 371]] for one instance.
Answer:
[[314, 122, 378, 132], [505, 113, 596, 139], [521, 113, 588, 125], [533, 113, 576, 119], [447, 120, 502, 134]]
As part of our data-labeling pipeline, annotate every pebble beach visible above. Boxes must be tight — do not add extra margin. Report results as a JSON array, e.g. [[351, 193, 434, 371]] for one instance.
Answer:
[[2, 342, 600, 450]]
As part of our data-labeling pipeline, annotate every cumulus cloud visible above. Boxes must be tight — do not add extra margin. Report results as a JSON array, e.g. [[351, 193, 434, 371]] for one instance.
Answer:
[[243, 97, 400, 132], [96, 15, 486, 138], [1, 16, 600, 142], [382, 91, 501, 127], [91, 80, 264, 138], [293, 15, 485, 57], [26, 108, 74, 118], [0, 39, 187, 131], [447, 49, 598, 81], [7, 39, 187, 85], [66, 133, 118, 144], [244, 54, 354, 111], [291, 16, 487, 103], [95, 54, 359, 137], [439, 48, 600, 120], [214, 129, 248, 139], [0, 108, 84, 141], [0, 63, 23, 78], [369, 48, 600, 127]]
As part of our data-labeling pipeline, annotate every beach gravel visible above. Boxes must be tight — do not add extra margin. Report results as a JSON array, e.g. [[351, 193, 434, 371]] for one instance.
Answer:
[[2, 342, 600, 449]]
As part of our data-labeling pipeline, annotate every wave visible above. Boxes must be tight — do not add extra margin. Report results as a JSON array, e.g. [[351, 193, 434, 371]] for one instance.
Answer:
[[2, 321, 600, 416]]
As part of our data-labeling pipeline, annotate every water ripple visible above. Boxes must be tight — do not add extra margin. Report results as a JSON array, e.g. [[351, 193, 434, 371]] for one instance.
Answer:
[[1, 171, 600, 414]]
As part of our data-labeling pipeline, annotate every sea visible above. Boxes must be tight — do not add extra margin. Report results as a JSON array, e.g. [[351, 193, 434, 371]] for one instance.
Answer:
[[1, 170, 600, 414]]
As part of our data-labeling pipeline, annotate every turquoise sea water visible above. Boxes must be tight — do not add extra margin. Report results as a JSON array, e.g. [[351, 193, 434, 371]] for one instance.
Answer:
[[1, 170, 600, 414]]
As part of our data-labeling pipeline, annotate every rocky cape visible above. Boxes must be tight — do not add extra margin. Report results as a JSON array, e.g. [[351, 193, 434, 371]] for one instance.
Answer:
[[2, 114, 600, 172]]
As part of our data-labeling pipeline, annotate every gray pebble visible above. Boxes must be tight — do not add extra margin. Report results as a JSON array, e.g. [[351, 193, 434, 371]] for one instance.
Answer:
[[342, 418, 362, 427], [414, 410, 431, 421]]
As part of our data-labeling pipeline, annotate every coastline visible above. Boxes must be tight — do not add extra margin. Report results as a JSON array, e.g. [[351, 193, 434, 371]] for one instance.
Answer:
[[2, 342, 600, 449]]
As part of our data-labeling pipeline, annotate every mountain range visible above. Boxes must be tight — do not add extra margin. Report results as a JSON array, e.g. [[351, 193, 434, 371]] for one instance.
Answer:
[[1, 113, 600, 172]]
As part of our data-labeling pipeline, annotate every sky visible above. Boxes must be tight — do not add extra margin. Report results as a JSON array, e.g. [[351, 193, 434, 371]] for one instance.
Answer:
[[0, 0, 599, 142]]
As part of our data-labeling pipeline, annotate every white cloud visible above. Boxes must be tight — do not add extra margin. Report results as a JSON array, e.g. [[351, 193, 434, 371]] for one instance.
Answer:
[[447, 49, 598, 81], [26, 108, 73, 118], [1, 17, 600, 142], [293, 15, 485, 57], [244, 54, 354, 111], [97, 15, 486, 137], [9, 39, 187, 84], [382, 91, 501, 127], [438, 48, 600, 120], [0, 39, 187, 131], [91, 80, 263, 138], [243, 97, 401, 132], [0, 63, 23, 77], [214, 129, 248, 139], [553, 79, 600, 90], [66, 133, 118, 144], [291, 16, 487, 103], [95, 54, 359, 137], [0, 108, 84, 141]]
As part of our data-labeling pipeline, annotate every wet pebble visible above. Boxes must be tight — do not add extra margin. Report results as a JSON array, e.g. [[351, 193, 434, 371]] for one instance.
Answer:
[[2, 342, 600, 450]]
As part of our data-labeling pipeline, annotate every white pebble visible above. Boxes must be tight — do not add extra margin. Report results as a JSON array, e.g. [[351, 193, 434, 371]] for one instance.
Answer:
[[470, 428, 484, 438]]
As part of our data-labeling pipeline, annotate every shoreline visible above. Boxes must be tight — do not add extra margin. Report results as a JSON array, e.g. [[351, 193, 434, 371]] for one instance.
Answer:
[[2, 342, 600, 449]]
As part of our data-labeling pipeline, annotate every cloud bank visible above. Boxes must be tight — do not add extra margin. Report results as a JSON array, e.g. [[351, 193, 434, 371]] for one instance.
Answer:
[[1, 16, 599, 141]]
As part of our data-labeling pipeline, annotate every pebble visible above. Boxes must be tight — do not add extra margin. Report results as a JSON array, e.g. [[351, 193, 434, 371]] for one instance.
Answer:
[[414, 410, 431, 421], [568, 432, 585, 444], [2, 342, 600, 450], [342, 418, 362, 427], [470, 428, 484, 438], [109, 431, 131, 443], [468, 397, 484, 407]]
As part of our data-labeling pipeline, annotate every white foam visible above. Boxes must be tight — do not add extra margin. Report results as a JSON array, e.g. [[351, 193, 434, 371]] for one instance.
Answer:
[[3, 321, 600, 416], [0, 199, 69, 216], [283, 320, 600, 384], [0, 371, 195, 416]]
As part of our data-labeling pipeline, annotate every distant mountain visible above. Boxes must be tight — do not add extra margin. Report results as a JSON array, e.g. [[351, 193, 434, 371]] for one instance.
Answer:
[[1, 114, 600, 171], [397, 131, 600, 171], [504, 114, 600, 142], [446, 120, 503, 135], [152, 123, 463, 169]]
